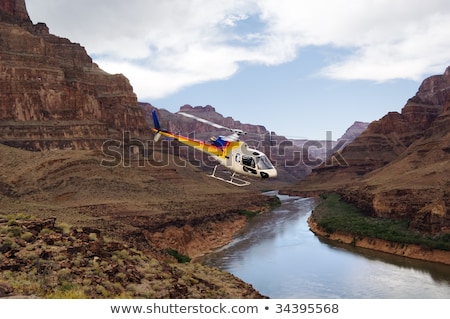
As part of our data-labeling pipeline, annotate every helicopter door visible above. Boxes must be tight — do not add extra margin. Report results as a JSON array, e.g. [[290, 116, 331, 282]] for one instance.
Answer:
[[241, 154, 257, 174]]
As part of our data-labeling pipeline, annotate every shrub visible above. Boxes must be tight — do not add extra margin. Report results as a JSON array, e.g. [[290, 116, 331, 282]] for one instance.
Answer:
[[20, 231, 34, 242], [8, 226, 21, 237], [164, 249, 191, 263], [40, 228, 54, 235], [239, 210, 258, 220], [56, 222, 71, 235]]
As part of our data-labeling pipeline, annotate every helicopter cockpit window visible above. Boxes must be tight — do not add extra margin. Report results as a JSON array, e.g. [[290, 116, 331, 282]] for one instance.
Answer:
[[256, 156, 274, 170], [242, 155, 255, 168]]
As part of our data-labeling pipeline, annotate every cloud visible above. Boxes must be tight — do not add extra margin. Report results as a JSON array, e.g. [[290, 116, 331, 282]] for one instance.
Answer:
[[317, 3, 450, 81], [26, 0, 450, 100]]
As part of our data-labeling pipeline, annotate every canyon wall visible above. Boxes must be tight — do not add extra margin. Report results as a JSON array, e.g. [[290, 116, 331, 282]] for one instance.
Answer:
[[0, 0, 151, 150]]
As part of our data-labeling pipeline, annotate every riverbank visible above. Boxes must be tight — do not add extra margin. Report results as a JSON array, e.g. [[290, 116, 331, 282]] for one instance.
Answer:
[[0, 210, 270, 299], [307, 194, 450, 266]]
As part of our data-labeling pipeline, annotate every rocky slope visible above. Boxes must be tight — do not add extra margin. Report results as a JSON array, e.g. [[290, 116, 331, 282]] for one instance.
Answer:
[[0, 142, 277, 298], [0, 213, 266, 298], [282, 66, 450, 236]]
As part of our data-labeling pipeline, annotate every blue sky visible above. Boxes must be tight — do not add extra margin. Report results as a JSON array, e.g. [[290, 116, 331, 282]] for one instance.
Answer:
[[26, 0, 450, 140]]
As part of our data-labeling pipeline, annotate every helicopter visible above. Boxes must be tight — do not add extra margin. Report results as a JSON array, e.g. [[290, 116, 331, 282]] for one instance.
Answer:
[[151, 109, 277, 186]]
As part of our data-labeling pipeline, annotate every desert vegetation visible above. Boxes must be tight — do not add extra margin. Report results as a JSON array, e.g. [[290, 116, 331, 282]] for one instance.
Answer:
[[311, 193, 450, 251], [0, 213, 265, 298]]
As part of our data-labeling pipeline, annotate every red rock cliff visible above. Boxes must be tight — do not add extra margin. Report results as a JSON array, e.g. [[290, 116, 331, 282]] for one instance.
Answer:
[[0, 0, 151, 150], [0, 0, 30, 25]]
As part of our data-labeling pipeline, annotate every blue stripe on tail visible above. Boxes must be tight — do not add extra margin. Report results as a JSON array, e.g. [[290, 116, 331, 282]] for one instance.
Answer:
[[152, 110, 161, 130]]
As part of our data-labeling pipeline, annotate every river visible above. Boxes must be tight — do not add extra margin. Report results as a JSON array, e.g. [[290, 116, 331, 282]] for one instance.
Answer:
[[199, 192, 450, 298]]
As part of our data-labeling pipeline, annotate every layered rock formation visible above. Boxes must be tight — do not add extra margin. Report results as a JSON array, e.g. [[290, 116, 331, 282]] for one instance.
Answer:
[[283, 66, 450, 235], [0, 0, 150, 150]]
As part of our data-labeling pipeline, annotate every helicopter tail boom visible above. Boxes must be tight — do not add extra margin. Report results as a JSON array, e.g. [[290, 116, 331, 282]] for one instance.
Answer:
[[151, 110, 229, 157]]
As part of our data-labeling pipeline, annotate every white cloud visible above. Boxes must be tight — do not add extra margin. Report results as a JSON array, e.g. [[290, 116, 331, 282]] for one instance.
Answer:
[[26, 0, 450, 100]]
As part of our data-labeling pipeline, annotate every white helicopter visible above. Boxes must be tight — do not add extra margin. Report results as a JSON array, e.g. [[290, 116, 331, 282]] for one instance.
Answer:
[[151, 110, 277, 186]]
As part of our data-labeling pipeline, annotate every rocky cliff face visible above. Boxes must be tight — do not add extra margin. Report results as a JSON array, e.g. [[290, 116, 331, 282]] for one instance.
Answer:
[[283, 66, 450, 235], [0, 0, 150, 150], [0, 0, 29, 26]]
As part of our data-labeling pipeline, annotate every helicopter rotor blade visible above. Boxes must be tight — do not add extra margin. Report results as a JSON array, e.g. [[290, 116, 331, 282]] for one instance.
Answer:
[[177, 112, 233, 132]]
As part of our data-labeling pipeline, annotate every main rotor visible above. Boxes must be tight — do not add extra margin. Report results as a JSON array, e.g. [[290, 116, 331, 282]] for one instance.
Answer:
[[177, 112, 247, 139]]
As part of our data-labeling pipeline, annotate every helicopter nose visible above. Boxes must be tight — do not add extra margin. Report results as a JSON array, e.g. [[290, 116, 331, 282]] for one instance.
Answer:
[[260, 169, 277, 178]]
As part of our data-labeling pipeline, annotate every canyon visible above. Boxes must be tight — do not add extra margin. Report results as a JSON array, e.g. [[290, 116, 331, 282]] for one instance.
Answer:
[[1, 0, 449, 298], [282, 67, 450, 236], [0, 0, 276, 298]]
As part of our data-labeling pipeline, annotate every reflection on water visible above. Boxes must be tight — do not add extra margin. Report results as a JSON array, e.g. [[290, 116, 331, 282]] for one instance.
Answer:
[[199, 192, 450, 298]]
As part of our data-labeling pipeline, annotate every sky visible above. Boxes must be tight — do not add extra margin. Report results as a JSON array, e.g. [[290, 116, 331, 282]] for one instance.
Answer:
[[26, 0, 450, 140]]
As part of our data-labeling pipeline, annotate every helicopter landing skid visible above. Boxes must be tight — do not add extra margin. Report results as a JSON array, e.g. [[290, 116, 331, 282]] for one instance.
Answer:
[[209, 165, 251, 187]]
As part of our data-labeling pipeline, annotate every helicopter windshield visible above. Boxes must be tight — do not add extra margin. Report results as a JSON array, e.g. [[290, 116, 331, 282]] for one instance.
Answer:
[[256, 156, 274, 170]]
